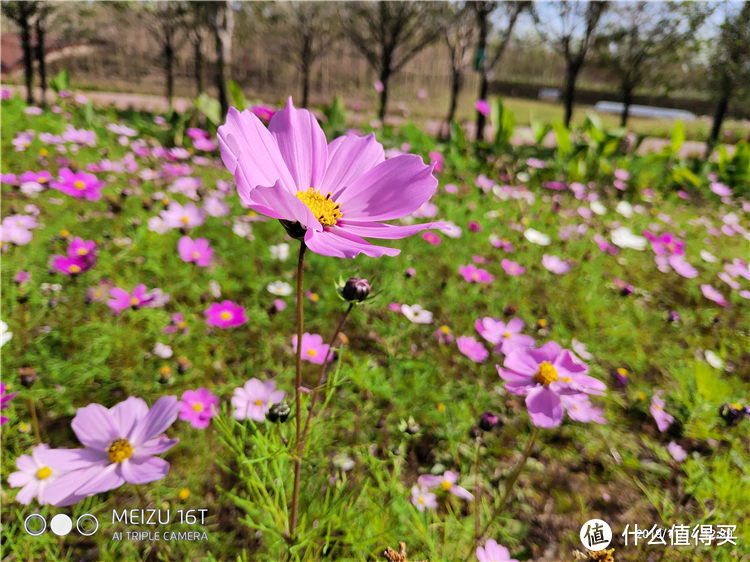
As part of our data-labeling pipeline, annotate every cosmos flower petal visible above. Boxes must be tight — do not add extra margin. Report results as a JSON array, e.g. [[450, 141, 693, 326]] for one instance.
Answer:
[[335, 154, 438, 221], [268, 97, 328, 189], [525, 387, 563, 428], [325, 133, 385, 196], [304, 227, 400, 258], [67, 463, 125, 497], [245, 182, 322, 230], [335, 220, 444, 240], [119, 456, 170, 484], [129, 396, 179, 446], [110, 397, 150, 440], [71, 403, 120, 450]]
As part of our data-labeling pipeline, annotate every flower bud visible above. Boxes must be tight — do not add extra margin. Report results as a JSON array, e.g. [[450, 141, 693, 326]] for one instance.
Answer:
[[267, 401, 290, 423], [341, 277, 370, 302], [719, 403, 749, 427], [478, 411, 500, 431]]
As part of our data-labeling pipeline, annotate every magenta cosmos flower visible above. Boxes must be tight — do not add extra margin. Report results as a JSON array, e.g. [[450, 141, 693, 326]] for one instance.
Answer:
[[501, 259, 525, 276], [475, 317, 534, 355], [8, 444, 91, 506], [218, 98, 440, 258], [232, 378, 285, 422], [108, 284, 152, 313], [178, 388, 219, 429], [42, 396, 179, 500], [292, 332, 332, 364], [417, 470, 473, 500], [459, 264, 494, 283], [701, 284, 730, 308], [205, 300, 247, 328], [1, 382, 18, 425], [542, 254, 571, 275], [457, 335, 489, 363], [177, 236, 214, 267], [476, 539, 518, 562], [497, 341, 606, 428], [650, 391, 674, 432], [53, 237, 98, 275], [52, 168, 104, 200]]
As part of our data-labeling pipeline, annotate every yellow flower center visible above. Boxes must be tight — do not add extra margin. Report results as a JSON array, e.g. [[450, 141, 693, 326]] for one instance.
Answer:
[[731, 402, 741, 410], [69, 264, 81, 273], [418, 497, 425, 504], [192, 251, 200, 259], [534, 361, 558, 385], [36, 466, 52, 480], [192, 403, 203, 412], [162, 198, 170, 205], [309, 293, 319, 302], [40, 148, 49, 157], [38, 175, 48, 182], [73, 180, 85, 190], [220, 311, 232, 321], [178, 488, 190, 500], [77, 248, 88, 256], [181, 216, 189, 224], [254, 399, 263, 406], [307, 349, 317, 357], [436, 403, 445, 412], [471, 272, 479, 281], [537, 318, 547, 328], [160, 366, 172, 375], [441, 480, 452, 491], [130, 297, 139, 305], [296, 188, 342, 226], [440, 325, 450, 334], [616, 367, 628, 377], [503, 332, 511, 339], [107, 438, 134, 463], [60, 229, 70, 237], [637, 392, 646, 401], [177, 321, 187, 329]]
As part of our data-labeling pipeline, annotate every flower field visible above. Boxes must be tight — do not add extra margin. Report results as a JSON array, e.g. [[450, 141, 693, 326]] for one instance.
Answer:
[[1, 89, 749, 561]]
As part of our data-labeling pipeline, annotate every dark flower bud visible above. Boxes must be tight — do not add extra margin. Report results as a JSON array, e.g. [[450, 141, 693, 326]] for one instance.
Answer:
[[341, 277, 370, 302], [719, 403, 748, 427], [267, 402, 290, 423], [19, 366, 38, 387], [478, 411, 500, 431]]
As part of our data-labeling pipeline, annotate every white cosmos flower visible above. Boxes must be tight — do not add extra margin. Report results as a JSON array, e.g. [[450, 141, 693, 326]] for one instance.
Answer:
[[208, 280, 222, 298], [616, 201, 633, 218], [1, 321, 12, 347], [590, 201, 607, 215], [267, 281, 293, 296], [153, 342, 173, 359], [704, 350, 724, 370], [700, 250, 718, 263], [611, 226, 647, 250], [401, 304, 433, 324], [270, 243, 290, 261], [438, 221, 463, 238], [523, 228, 551, 246], [232, 220, 253, 239]]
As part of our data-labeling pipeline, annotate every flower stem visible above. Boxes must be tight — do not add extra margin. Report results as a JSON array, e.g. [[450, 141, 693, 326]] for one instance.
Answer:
[[299, 302, 353, 448], [27, 397, 41, 443], [474, 440, 481, 542], [289, 241, 306, 540], [467, 426, 540, 559]]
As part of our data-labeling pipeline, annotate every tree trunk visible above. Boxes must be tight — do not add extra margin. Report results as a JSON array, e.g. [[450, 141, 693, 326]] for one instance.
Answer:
[[476, 72, 489, 140], [20, 12, 33, 105], [165, 41, 174, 109], [562, 61, 581, 128], [215, 27, 228, 117], [620, 82, 633, 127], [444, 66, 463, 139], [377, 67, 390, 122], [301, 34, 312, 108], [706, 86, 731, 159], [193, 35, 204, 95], [35, 16, 46, 106], [474, 7, 489, 141]]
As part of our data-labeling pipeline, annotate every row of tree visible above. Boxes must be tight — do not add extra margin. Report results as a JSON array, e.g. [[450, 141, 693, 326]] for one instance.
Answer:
[[3, 1, 749, 152]]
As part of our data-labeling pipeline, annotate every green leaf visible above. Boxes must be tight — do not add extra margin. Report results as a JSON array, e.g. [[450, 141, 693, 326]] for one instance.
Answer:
[[194, 93, 221, 126], [49, 70, 70, 93], [553, 122, 571, 159], [694, 361, 731, 402], [227, 79, 246, 111], [670, 120, 685, 154]]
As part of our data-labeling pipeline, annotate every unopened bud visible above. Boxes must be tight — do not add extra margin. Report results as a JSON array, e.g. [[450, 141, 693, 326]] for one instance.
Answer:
[[267, 401, 290, 423], [478, 411, 500, 431], [341, 277, 370, 302]]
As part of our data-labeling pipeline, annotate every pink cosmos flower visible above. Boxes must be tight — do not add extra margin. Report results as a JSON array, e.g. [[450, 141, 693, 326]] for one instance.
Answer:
[[8, 444, 89, 506], [476, 539, 518, 562], [459, 264, 494, 283], [457, 336, 489, 363], [292, 332, 332, 364], [14, 270, 30, 284], [526, 158, 545, 169], [593, 234, 619, 255], [232, 378, 285, 422], [163, 313, 189, 334], [52, 168, 104, 200], [475, 317, 534, 355], [410, 485, 437, 512], [710, 181, 731, 197], [417, 470, 473, 500], [497, 341, 606, 428], [160, 202, 206, 230], [178, 388, 219, 429], [542, 254, 571, 275], [62, 125, 96, 146], [422, 231, 442, 245], [560, 394, 605, 424], [644, 231, 685, 256], [0, 215, 36, 245], [429, 150, 444, 174], [251, 105, 276, 122], [218, 98, 440, 258], [38, 396, 180, 501], [53, 237, 98, 275], [701, 284, 730, 307], [205, 301, 247, 328], [490, 236, 514, 252], [108, 284, 154, 314], [475, 99, 490, 116], [1, 382, 18, 425], [177, 236, 214, 267], [434, 325, 454, 344], [650, 391, 674, 432], [667, 441, 687, 462], [501, 259, 525, 276]]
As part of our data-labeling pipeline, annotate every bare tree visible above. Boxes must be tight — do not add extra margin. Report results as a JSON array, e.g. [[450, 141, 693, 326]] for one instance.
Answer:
[[443, 3, 476, 137], [341, 2, 445, 121], [472, 1, 528, 140], [535, 1, 607, 128], [185, 2, 214, 96], [2, 1, 40, 104], [706, 1, 750, 156], [596, 2, 710, 126], [33, 2, 56, 106], [208, 1, 235, 118]]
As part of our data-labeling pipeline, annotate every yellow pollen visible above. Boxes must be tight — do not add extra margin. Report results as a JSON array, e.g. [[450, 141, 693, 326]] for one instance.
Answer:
[[181, 216, 189, 224], [177, 321, 187, 329], [617, 367, 629, 376], [73, 180, 85, 190], [254, 399, 263, 406], [192, 403, 203, 412], [537, 319, 547, 328], [191, 251, 200, 259], [637, 391, 646, 401], [503, 332, 511, 339], [309, 293, 319, 302], [418, 497, 425, 504], [436, 403, 445, 412], [295, 188, 342, 226], [247, 211, 256, 217], [441, 480, 452, 491], [130, 297, 139, 305], [534, 361, 558, 385], [178, 488, 190, 500], [77, 248, 88, 256], [40, 148, 49, 157], [69, 264, 81, 273], [440, 325, 450, 334], [731, 402, 741, 410], [160, 366, 172, 375], [36, 466, 52, 480], [107, 438, 134, 463], [220, 311, 232, 321], [94, 291, 101, 298], [307, 349, 318, 357]]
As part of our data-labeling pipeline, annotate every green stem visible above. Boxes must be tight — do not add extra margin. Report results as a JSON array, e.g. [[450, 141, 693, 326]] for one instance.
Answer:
[[289, 241, 306, 540], [467, 426, 540, 559]]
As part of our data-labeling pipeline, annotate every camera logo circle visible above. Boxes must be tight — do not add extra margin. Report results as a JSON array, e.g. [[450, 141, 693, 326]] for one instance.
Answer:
[[23, 513, 98, 536], [23, 514, 46, 536], [580, 519, 613, 550]]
